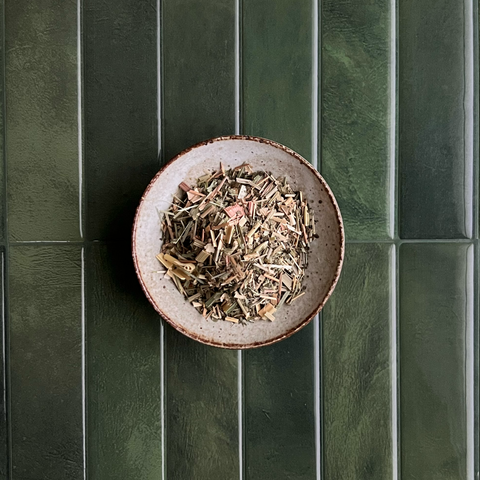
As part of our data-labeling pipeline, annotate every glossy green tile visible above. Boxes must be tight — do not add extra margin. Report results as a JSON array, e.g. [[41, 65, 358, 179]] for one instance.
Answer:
[[86, 243, 162, 479], [0, 250, 6, 479], [322, 243, 394, 480], [242, 0, 313, 160], [241, 2, 317, 477], [9, 246, 83, 479], [0, 3, 4, 244], [166, 327, 238, 479], [400, 243, 474, 479], [399, 0, 473, 239], [241, 2, 318, 476], [5, 0, 81, 241], [321, 0, 394, 240], [163, 0, 236, 161], [162, 1, 239, 478], [244, 324, 316, 480], [84, 0, 158, 241]]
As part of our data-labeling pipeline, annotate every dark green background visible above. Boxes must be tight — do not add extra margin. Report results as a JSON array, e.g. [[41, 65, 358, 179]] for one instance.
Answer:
[[0, 0, 478, 478]]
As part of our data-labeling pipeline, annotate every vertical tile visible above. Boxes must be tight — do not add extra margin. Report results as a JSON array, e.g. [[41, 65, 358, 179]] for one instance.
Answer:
[[322, 243, 394, 480], [242, 0, 313, 159], [0, 250, 6, 479], [9, 246, 83, 479], [475, 244, 480, 478], [86, 244, 162, 479], [242, 2, 316, 478], [321, 0, 394, 240], [162, 1, 238, 478], [400, 244, 473, 479], [5, 0, 81, 241], [0, 2, 5, 244], [166, 330, 238, 479], [399, 0, 474, 238], [83, 0, 158, 241], [244, 325, 316, 480], [163, 0, 236, 161]]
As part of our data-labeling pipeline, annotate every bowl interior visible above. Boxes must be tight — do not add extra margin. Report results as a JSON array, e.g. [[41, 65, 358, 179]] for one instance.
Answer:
[[133, 137, 343, 348]]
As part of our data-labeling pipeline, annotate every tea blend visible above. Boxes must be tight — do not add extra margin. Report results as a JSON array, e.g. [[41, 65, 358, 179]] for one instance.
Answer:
[[156, 163, 317, 324]]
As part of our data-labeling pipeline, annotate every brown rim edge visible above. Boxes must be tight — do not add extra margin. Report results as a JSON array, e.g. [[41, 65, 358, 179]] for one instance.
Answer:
[[132, 135, 345, 349]]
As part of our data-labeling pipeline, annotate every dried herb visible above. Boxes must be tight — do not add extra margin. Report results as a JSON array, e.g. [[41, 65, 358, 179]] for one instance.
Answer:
[[156, 163, 317, 324]]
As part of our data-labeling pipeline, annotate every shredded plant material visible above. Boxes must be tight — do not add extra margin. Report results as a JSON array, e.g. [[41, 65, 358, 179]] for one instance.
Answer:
[[156, 163, 318, 323]]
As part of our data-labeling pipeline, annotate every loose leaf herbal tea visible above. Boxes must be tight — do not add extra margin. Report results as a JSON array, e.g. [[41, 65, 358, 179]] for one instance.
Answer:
[[156, 163, 318, 324]]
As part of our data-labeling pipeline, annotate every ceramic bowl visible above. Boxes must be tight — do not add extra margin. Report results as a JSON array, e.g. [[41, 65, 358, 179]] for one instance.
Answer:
[[132, 135, 344, 348]]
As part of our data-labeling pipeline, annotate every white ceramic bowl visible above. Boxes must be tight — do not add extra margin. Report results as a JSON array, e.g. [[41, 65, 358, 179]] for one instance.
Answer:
[[133, 136, 344, 348]]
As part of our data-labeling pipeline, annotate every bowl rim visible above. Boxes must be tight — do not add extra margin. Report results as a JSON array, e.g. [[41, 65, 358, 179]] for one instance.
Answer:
[[132, 134, 345, 349]]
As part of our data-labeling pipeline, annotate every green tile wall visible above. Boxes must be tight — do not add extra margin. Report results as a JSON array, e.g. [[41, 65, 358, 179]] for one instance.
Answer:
[[84, 0, 158, 241], [86, 244, 162, 480], [0, 250, 6, 480], [0, 4, 4, 244], [321, 0, 394, 240], [242, 0, 313, 160], [5, 0, 81, 241], [242, 2, 318, 478], [166, 329, 239, 479], [162, 0, 236, 161], [322, 243, 394, 480], [400, 244, 474, 479], [0, 0, 477, 478], [398, 0, 474, 239], [9, 246, 83, 479], [244, 325, 316, 480], [162, 2, 239, 479]]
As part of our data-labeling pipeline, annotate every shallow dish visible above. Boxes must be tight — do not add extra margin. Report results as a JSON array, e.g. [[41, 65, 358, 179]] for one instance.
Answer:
[[132, 135, 344, 348]]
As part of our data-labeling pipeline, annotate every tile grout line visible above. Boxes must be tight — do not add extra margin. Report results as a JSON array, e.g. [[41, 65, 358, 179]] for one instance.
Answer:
[[0, 253, 6, 479], [391, 245, 398, 480], [466, 245, 475, 480], [312, 0, 321, 478], [77, 0, 84, 240], [474, 241, 480, 478], [235, 0, 241, 137], [1, 0, 12, 477], [392, 0, 401, 478], [77, 1, 87, 478], [313, 316, 321, 480], [389, 0, 397, 242], [80, 247, 87, 480], [6, 238, 478, 247], [465, 2, 477, 477], [235, 0, 244, 478], [464, 0, 475, 240], [157, 0, 166, 477], [237, 349, 243, 480]]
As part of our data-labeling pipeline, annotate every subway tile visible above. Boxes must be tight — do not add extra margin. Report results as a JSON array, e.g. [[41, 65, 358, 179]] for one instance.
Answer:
[[322, 243, 394, 480], [242, 2, 317, 478], [244, 324, 316, 480], [6, 0, 81, 241], [398, 0, 474, 238], [163, 1, 239, 478], [321, 0, 394, 240], [242, 0, 313, 160], [86, 243, 162, 479], [0, 250, 6, 479], [9, 246, 83, 479], [166, 328, 239, 480], [0, 6, 4, 244], [83, 0, 158, 241], [163, 0, 236, 161], [400, 243, 474, 479]]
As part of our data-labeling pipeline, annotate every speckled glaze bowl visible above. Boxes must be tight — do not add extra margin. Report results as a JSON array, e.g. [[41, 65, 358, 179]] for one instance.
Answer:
[[133, 136, 344, 348]]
